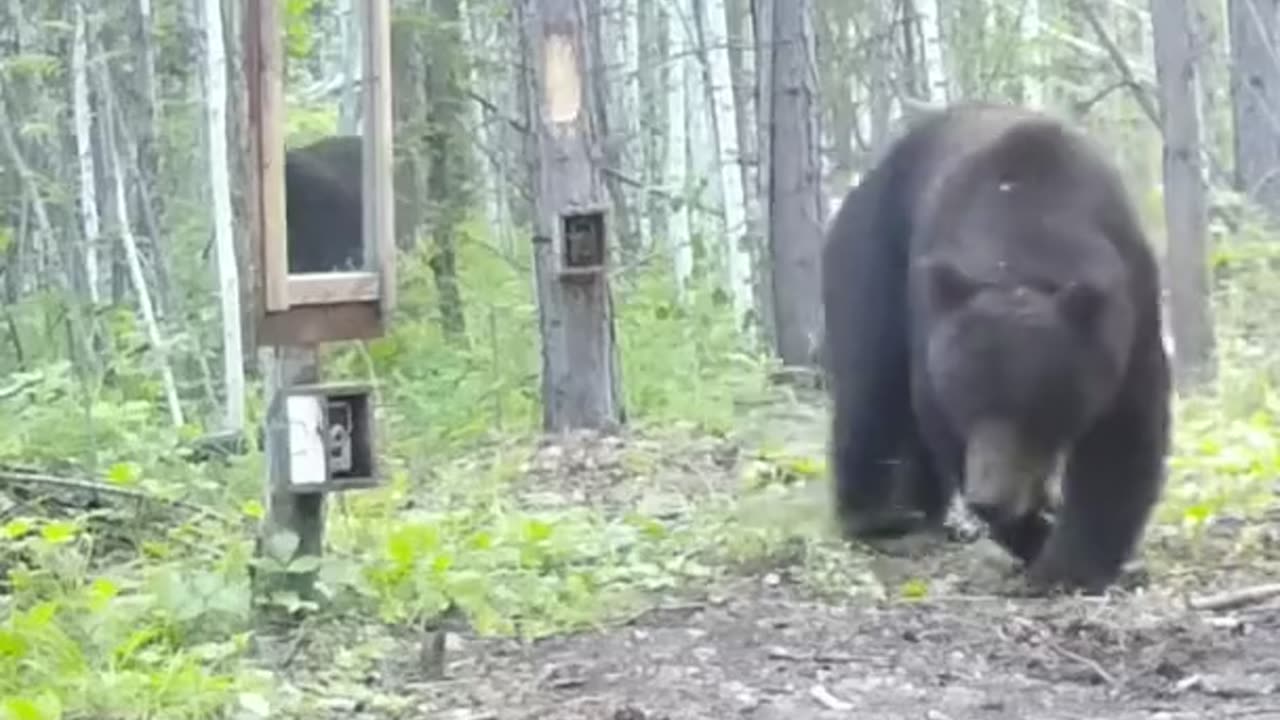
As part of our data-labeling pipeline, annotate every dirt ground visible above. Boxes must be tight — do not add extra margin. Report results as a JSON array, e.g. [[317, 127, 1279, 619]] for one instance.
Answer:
[[279, 389, 1280, 719], [408, 580, 1280, 720]]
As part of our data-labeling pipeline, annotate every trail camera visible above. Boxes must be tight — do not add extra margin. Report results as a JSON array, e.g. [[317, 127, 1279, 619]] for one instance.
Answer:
[[559, 206, 608, 279], [282, 383, 378, 493]]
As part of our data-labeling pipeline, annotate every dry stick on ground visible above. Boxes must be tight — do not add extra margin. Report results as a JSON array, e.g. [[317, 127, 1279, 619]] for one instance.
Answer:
[[0, 376, 40, 400], [809, 685, 854, 712], [1045, 639, 1120, 688], [0, 468, 224, 522], [1188, 583, 1280, 612]]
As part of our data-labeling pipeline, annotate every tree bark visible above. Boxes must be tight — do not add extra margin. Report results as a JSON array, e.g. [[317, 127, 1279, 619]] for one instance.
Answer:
[[1228, 0, 1280, 218], [762, 0, 824, 366], [426, 0, 470, 341], [522, 0, 624, 431], [1150, 0, 1215, 387]]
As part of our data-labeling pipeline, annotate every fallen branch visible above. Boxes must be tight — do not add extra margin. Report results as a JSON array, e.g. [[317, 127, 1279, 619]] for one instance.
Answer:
[[0, 375, 40, 401], [1046, 640, 1119, 687], [1188, 583, 1280, 612], [767, 646, 860, 664], [808, 684, 854, 712], [614, 601, 707, 627], [0, 468, 225, 522]]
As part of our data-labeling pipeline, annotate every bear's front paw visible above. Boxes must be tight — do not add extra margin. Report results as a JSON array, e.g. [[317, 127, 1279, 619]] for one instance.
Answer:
[[941, 500, 986, 543], [1024, 554, 1117, 596]]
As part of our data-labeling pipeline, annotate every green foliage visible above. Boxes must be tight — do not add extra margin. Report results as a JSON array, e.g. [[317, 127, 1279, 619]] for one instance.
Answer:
[[0, 515, 266, 719], [340, 501, 672, 638], [0, 206, 778, 715], [323, 220, 543, 454], [616, 269, 766, 434], [282, 105, 341, 149], [283, 0, 319, 64], [1155, 237, 1280, 535]]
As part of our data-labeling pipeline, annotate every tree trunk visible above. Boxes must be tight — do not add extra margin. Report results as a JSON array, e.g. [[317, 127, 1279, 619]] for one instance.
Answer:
[[522, 0, 624, 431], [71, 1, 101, 307], [1150, 0, 1215, 387], [637, 1, 670, 261], [702, 0, 753, 320], [915, 0, 949, 103], [867, 0, 895, 158], [587, 0, 638, 265], [666, 5, 694, 300], [391, 7, 429, 252], [726, 0, 765, 342], [204, 0, 245, 431], [426, 0, 469, 341], [1228, 0, 1280, 218], [763, 0, 824, 366]]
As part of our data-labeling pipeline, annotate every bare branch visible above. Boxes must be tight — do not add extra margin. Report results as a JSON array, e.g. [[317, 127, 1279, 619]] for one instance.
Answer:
[[1189, 583, 1280, 612]]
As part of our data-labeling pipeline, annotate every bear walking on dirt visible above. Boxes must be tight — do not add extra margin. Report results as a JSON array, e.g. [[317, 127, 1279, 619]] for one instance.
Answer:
[[820, 103, 1172, 594]]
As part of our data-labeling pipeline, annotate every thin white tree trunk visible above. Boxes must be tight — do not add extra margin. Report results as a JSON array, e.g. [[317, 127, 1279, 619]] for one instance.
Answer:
[[204, 0, 245, 431], [138, 0, 159, 130], [726, 0, 764, 342], [72, 1, 101, 305], [917, 0, 949, 103], [754, 0, 776, 346], [1020, 0, 1043, 106], [100, 95, 185, 427], [705, 0, 751, 319], [338, 0, 362, 134], [667, 7, 693, 299], [685, 2, 717, 250]]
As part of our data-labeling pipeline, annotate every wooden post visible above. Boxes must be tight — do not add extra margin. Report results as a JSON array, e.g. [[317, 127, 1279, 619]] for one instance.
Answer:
[[242, 0, 396, 604], [523, 0, 624, 432], [259, 345, 325, 596]]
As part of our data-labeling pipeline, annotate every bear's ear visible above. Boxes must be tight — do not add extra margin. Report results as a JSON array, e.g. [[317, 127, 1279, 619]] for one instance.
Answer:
[[921, 259, 979, 310], [1055, 281, 1105, 330]]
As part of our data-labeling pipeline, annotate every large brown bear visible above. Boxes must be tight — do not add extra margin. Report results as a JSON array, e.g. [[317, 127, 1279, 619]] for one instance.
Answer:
[[821, 103, 1171, 593]]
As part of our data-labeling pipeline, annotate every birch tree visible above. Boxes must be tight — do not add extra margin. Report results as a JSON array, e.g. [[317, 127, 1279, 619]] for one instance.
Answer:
[[917, 0, 949, 103], [204, 0, 245, 431], [72, 1, 101, 307], [724, 0, 764, 338], [666, 7, 694, 298], [100, 74, 185, 428], [701, 0, 752, 318], [1019, 0, 1043, 106]]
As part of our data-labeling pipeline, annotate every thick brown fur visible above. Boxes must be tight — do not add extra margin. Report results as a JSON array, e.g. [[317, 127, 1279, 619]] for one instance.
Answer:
[[821, 103, 1171, 593]]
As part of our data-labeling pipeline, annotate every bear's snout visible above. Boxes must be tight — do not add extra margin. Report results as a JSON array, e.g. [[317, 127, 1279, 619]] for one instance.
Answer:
[[963, 419, 1062, 522]]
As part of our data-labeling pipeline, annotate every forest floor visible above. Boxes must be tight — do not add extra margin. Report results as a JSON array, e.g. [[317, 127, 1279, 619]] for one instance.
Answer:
[[270, 387, 1280, 720]]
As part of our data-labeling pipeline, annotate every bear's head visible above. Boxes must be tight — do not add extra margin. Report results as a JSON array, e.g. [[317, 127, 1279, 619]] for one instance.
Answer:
[[916, 256, 1135, 522]]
